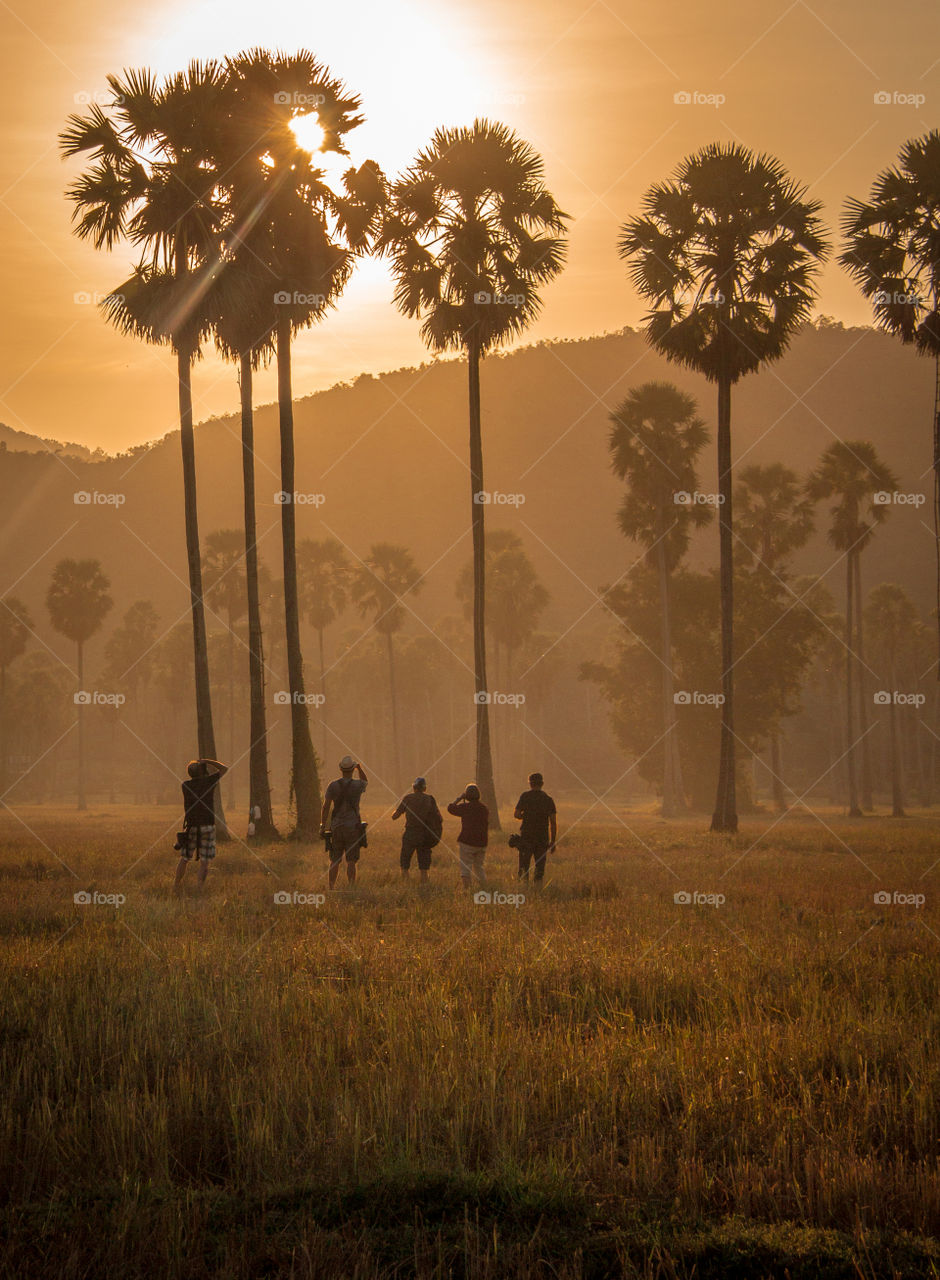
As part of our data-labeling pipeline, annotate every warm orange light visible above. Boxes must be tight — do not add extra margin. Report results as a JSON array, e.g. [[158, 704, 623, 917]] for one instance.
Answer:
[[290, 114, 325, 155]]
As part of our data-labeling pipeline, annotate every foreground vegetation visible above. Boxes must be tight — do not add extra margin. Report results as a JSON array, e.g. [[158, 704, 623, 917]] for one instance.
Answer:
[[1, 805, 939, 1277]]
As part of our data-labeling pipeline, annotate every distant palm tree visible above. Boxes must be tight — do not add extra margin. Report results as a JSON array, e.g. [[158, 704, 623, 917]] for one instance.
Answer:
[[734, 463, 815, 810], [807, 441, 898, 816], [0, 596, 33, 795], [380, 119, 568, 827], [46, 559, 113, 810], [619, 143, 829, 832], [222, 49, 385, 838], [840, 131, 940, 647], [866, 583, 921, 817], [60, 63, 226, 809], [203, 530, 247, 812], [608, 382, 711, 817], [298, 537, 351, 750], [351, 543, 422, 789]]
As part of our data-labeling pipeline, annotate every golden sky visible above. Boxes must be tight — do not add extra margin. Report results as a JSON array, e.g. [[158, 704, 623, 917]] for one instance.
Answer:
[[0, 0, 936, 452]]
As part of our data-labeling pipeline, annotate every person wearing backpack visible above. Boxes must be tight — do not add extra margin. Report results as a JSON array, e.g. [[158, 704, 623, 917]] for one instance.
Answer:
[[320, 755, 368, 887], [392, 776, 443, 882]]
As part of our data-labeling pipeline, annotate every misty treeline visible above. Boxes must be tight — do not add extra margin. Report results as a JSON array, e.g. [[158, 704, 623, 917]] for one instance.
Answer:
[[3, 51, 936, 834]]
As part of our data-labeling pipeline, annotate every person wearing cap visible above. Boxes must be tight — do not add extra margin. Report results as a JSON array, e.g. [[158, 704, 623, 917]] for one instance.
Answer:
[[392, 777, 443, 882], [321, 755, 368, 887], [447, 783, 489, 890], [513, 771, 557, 885], [174, 757, 228, 894]]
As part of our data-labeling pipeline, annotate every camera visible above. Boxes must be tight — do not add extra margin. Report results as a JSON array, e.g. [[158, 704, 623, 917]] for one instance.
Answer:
[[507, 833, 522, 850]]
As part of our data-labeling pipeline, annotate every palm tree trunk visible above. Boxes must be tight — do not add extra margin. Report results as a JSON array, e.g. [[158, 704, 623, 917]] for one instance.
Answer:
[[933, 350, 940, 664], [77, 639, 86, 810], [711, 368, 737, 833], [227, 612, 235, 811], [656, 509, 683, 817], [845, 553, 862, 816], [467, 337, 500, 829], [318, 626, 327, 759], [854, 554, 874, 809], [386, 631, 402, 789], [770, 732, 785, 812], [178, 345, 225, 835], [276, 316, 321, 838], [0, 664, 6, 797], [239, 354, 279, 842], [888, 654, 905, 816]]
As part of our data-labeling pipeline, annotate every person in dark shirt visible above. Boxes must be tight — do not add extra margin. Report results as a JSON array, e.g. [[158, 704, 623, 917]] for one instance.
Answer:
[[321, 755, 369, 888], [513, 772, 557, 885], [393, 777, 443, 882], [174, 757, 228, 893], [447, 783, 489, 890]]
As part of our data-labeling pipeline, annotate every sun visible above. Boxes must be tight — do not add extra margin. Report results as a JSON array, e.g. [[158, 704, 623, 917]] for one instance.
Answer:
[[289, 114, 326, 156]]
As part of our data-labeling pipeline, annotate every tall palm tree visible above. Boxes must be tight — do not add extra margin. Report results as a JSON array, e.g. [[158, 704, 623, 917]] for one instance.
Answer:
[[46, 559, 113, 810], [734, 462, 815, 809], [619, 143, 828, 832], [298, 537, 351, 750], [221, 49, 385, 837], [60, 63, 226, 818], [351, 543, 422, 789], [840, 131, 940, 646], [807, 441, 898, 816], [608, 382, 711, 817], [866, 583, 920, 817], [380, 120, 568, 828], [0, 596, 33, 795], [203, 530, 247, 812]]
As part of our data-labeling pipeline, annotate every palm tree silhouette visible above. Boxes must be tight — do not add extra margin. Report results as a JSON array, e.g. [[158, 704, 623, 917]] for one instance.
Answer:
[[203, 530, 247, 813], [221, 49, 385, 838], [619, 143, 829, 832], [46, 559, 113, 810], [608, 382, 711, 817], [0, 596, 33, 795], [60, 64, 225, 816], [840, 131, 940, 649], [298, 537, 351, 753], [380, 119, 568, 826], [351, 543, 422, 790], [807, 441, 898, 816], [866, 583, 921, 818], [734, 463, 815, 810]]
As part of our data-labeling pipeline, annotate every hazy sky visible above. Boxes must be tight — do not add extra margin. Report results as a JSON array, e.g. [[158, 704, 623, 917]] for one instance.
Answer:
[[0, 0, 936, 451]]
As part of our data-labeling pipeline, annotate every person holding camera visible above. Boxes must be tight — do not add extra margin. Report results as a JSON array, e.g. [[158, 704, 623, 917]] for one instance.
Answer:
[[512, 772, 556, 885], [447, 783, 488, 890], [392, 776, 443, 882], [174, 757, 228, 893], [321, 755, 368, 888]]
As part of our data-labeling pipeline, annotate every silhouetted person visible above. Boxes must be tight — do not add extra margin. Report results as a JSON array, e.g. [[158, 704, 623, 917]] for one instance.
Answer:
[[174, 757, 228, 893], [392, 776, 443, 882], [514, 772, 557, 885], [448, 783, 488, 890], [321, 755, 368, 888]]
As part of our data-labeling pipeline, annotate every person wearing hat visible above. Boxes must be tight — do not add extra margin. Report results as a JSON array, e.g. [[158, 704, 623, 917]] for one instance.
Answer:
[[447, 783, 489, 890], [174, 757, 228, 894], [321, 755, 368, 887], [392, 777, 443, 882]]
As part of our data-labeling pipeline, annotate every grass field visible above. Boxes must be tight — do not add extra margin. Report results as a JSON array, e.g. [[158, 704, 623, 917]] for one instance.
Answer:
[[1, 800, 939, 1277]]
